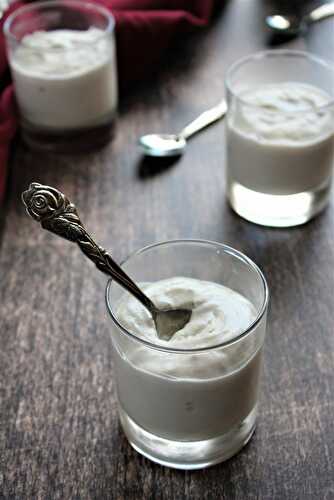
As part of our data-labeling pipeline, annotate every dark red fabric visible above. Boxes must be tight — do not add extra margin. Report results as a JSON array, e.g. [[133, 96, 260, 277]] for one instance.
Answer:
[[0, 0, 219, 201]]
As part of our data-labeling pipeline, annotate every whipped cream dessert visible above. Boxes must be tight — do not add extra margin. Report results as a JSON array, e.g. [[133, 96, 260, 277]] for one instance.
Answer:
[[8, 28, 118, 130], [227, 82, 334, 195], [113, 277, 264, 441], [117, 277, 256, 348]]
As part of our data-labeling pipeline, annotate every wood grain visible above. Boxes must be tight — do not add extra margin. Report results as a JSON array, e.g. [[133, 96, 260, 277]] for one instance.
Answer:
[[1, 0, 333, 498]]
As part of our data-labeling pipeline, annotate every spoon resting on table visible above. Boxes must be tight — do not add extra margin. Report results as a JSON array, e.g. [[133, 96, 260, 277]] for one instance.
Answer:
[[22, 183, 192, 341], [139, 100, 227, 157], [266, 3, 334, 36]]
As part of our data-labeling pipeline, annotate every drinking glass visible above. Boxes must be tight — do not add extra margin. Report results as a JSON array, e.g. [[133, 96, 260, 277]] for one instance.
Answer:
[[106, 240, 269, 469], [225, 50, 334, 227], [4, 0, 118, 152]]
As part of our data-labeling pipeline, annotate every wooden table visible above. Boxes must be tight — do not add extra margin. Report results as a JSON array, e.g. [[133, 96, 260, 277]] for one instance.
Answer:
[[1, 1, 333, 498]]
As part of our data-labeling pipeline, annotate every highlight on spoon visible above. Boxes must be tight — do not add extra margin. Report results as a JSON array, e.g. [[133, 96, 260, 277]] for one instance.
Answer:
[[139, 134, 186, 157], [266, 14, 292, 31]]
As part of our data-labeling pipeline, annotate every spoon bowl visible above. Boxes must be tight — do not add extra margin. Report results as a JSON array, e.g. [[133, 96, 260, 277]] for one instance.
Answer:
[[153, 307, 192, 341], [139, 134, 186, 157], [265, 14, 303, 35]]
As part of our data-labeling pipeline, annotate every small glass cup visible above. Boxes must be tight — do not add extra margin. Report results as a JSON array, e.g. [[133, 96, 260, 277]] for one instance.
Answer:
[[225, 50, 334, 227], [106, 240, 269, 470], [4, 0, 118, 153]]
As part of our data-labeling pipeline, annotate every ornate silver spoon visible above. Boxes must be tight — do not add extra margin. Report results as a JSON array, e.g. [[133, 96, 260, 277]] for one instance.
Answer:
[[22, 183, 192, 341], [266, 3, 334, 36]]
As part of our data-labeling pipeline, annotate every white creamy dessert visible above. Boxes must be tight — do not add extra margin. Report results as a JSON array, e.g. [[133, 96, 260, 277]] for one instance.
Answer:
[[227, 82, 334, 195], [114, 277, 263, 441], [8, 28, 118, 130]]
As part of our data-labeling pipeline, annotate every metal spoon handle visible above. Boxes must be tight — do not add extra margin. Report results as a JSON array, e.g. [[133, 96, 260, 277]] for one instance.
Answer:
[[309, 3, 334, 23], [180, 100, 227, 140], [21, 183, 155, 313]]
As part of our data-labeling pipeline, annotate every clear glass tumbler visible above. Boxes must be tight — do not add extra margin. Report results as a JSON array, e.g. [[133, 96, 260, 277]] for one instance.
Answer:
[[4, 0, 118, 153], [106, 240, 269, 470], [225, 50, 334, 227]]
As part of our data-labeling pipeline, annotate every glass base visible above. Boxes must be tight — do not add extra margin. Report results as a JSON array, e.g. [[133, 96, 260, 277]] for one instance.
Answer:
[[228, 181, 331, 228], [21, 120, 115, 153], [118, 406, 257, 470]]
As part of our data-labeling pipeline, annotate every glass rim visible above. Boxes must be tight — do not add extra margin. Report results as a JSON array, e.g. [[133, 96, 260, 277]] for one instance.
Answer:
[[105, 239, 269, 354], [225, 49, 334, 114], [3, 0, 115, 49]]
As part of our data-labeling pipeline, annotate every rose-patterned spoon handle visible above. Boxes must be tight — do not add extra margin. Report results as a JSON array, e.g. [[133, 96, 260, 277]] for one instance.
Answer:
[[21, 182, 154, 312], [22, 182, 192, 341]]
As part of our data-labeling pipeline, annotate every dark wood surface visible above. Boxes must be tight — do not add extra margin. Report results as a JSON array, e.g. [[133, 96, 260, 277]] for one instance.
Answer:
[[1, 1, 334, 498]]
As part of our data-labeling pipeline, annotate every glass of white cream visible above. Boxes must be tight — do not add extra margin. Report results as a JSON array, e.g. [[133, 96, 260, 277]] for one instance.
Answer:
[[4, 0, 118, 152], [225, 50, 334, 227], [106, 240, 269, 470]]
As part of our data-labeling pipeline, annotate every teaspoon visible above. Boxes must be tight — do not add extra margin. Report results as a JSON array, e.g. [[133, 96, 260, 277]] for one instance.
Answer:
[[266, 3, 334, 36], [22, 183, 192, 341], [139, 100, 227, 157]]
